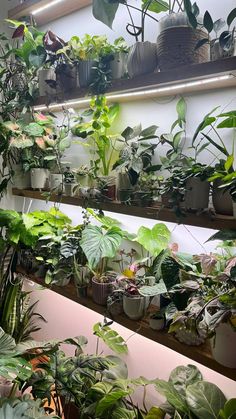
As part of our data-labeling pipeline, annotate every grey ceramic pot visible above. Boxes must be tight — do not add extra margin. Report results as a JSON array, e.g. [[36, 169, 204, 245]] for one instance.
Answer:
[[127, 42, 157, 78], [212, 179, 233, 215], [79, 60, 97, 87], [184, 177, 210, 210]]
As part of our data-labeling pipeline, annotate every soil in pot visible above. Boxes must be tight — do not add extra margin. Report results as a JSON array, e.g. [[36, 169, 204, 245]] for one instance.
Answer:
[[123, 295, 149, 320], [127, 42, 157, 78], [212, 179, 233, 215], [92, 276, 116, 305], [156, 14, 210, 71], [184, 177, 210, 210]]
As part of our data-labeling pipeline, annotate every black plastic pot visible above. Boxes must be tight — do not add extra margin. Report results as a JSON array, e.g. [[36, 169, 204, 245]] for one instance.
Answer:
[[56, 63, 78, 93]]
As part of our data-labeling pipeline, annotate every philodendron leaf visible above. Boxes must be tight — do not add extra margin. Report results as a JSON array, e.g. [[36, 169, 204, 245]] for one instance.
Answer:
[[146, 406, 165, 419], [134, 223, 171, 258], [104, 355, 128, 380], [29, 45, 46, 68], [80, 225, 123, 269], [23, 122, 44, 137], [93, 323, 128, 354], [92, 0, 119, 28], [186, 381, 227, 419], [169, 365, 202, 397], [219, 398, 236, 419], [206, 229, 236, 242], [110, 406, 136, 419], [139, 281, 167, 297], [155, 380, 189, 414]]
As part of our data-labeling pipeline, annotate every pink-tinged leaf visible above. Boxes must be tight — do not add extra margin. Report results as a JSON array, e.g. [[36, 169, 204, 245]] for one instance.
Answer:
[[34, 113, 48, 121], [169, 243, 179, 253], [224, 257, 236, 275], [195, 253, 217, 275], [35, 137, 46, 150]]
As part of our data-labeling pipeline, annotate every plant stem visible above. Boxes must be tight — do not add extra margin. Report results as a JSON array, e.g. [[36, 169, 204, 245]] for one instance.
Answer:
[[125, 4, 139, 42]]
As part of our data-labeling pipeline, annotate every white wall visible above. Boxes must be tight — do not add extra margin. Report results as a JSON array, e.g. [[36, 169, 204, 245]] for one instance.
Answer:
[[3, 0, 236, 402]]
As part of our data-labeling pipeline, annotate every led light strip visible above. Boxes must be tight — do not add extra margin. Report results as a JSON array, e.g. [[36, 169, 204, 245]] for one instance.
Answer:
[[32, 0, 64, 15], [34, 74, 234, 112]]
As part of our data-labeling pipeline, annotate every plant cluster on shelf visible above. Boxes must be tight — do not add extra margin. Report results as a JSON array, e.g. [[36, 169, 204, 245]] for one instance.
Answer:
[[0, 320, 235, 418], [1, 205, 235, 371]]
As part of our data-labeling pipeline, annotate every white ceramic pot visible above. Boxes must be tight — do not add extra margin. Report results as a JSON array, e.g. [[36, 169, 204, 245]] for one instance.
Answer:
[[79, 60, 97, 87], [12, 165, 30, 189], [185, 177, 210, 210], [75, 174, 90, 187], [211, 322, 236, 368], [30, 169, 49, 190], [149, 317, 165, 331], [111, 52, 128, 79], [50, 173, 63, 192], [127, 42, 157, 78], [123, 295, 149, 320]]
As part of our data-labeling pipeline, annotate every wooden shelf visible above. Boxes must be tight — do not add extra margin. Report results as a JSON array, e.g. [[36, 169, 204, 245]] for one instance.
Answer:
[[18, 268, 236, 381], [34, 57, 236, 110], [8, 0, 92, 26], [12, 188, 236, 230]]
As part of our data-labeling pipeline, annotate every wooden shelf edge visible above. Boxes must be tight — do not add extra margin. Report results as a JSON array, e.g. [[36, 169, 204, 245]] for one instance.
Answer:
[[18, 268, 236, 381], [12, 188, 236, 230], [8, 0, 92, 26], [34, 57, 236, 108]]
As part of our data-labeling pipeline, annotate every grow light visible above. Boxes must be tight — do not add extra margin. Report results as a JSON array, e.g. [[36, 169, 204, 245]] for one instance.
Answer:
[[32, 0, 65, 15], [34, 74, 234, 112]]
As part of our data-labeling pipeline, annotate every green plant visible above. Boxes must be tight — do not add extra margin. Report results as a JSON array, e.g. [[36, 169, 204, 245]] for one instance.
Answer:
[[113, 124, 158, 186], [184, 0, 236, 53], [72, 96, 120, 177], [92, 0, 169, 41]]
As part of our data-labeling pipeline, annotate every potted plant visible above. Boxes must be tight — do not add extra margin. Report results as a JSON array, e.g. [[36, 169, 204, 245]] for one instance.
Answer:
[[186, 5, 236, 61], [109, 37, 129, 79], [92, 0, 168, 77], [133, 172, 161, 207], [149, 310, 165, 331], [80, 224, 123, 305], [72, 96, 120, 199], [63, 166, 75, 196], [156, 0, 210, 70]]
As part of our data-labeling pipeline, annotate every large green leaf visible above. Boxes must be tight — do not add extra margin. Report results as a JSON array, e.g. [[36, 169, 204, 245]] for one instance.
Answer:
[[146, 407, 165, 419], [134, 223, 171, 257], [139, 281, 167, 297], [23, 123, 44, 137], [96, 387, 130, 416], [142, 0, 168, 13], [206, 229, 236, 242], [92, 0, 119, 28], [93, 323, 128, 354], [219, 398, 236, 419], [155, 380, 188, 414], [176, 98, 186, 123], [28, 45, 46, 68], [186, 381, 227, 419], [104, 355, 128, 380], [169, 365, 202, 397], [80, 225, 123, 269]]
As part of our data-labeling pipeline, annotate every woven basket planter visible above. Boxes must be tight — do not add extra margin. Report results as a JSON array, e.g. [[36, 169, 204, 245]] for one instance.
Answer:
[[156, 26, 210, 71]]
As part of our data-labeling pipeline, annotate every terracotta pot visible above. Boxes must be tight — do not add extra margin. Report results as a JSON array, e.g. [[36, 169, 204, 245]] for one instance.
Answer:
[[127, 42, 157, 78], [184, 177, 210, 210], [30, 169, 49, 190], [92, 276, 116, 305], [111, 52, 128, 79], [212, 179, 233, 215], [79, 60, 97, 87], [123, 295, 149, 320]]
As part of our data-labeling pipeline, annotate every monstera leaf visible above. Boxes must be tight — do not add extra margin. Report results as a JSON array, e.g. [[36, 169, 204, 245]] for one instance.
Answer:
[[80, 225, 123, 269], [134, 223, 171, 257]]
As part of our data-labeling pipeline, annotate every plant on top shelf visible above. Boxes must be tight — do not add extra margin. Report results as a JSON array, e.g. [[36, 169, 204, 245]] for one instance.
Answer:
[[92, 0, 168, 77], [185, 2, 236, 60]]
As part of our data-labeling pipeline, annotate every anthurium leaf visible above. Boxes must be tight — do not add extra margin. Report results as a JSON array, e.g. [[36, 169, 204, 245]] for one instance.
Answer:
[[93, 323, 128, 354], [206, 229, 236, 242], [227, 8, 236, 27], [29, 45, 46, 68], [134, 223, 171, 258], [203, 11, 214, 33], [169, 365, 202, 396], [155, 380, 188, 414], [81, 225, 123, 269], [139, 281, 167, 297], [146, 407, 165, 419], [92, 0, 119, 28], [186, 381, 227, 419], [219, 398, 236, 419]]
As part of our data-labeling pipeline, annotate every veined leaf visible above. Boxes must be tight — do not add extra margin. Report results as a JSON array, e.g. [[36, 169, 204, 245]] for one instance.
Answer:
[[186, 381, 226, 419], [93, 323, 128, 354]]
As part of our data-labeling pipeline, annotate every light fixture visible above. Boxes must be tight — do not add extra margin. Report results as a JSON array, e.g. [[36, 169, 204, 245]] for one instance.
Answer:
[[34, 74, 234, 112], [32, 0, 64, 15]]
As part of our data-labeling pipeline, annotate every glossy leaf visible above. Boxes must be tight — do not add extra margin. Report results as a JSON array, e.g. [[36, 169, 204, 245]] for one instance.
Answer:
[[92, 0, 120, 28], [203, 11, 214, 33], [176, 98, 186, 123], [169, 365, 202, 396], [227, 8, 236, 27], [186, 381, 227, 419], [219, 398, 236, 419], [155, 380, 188, 414], [134, 223, 171, 257], [195, 38, 209, 50]]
